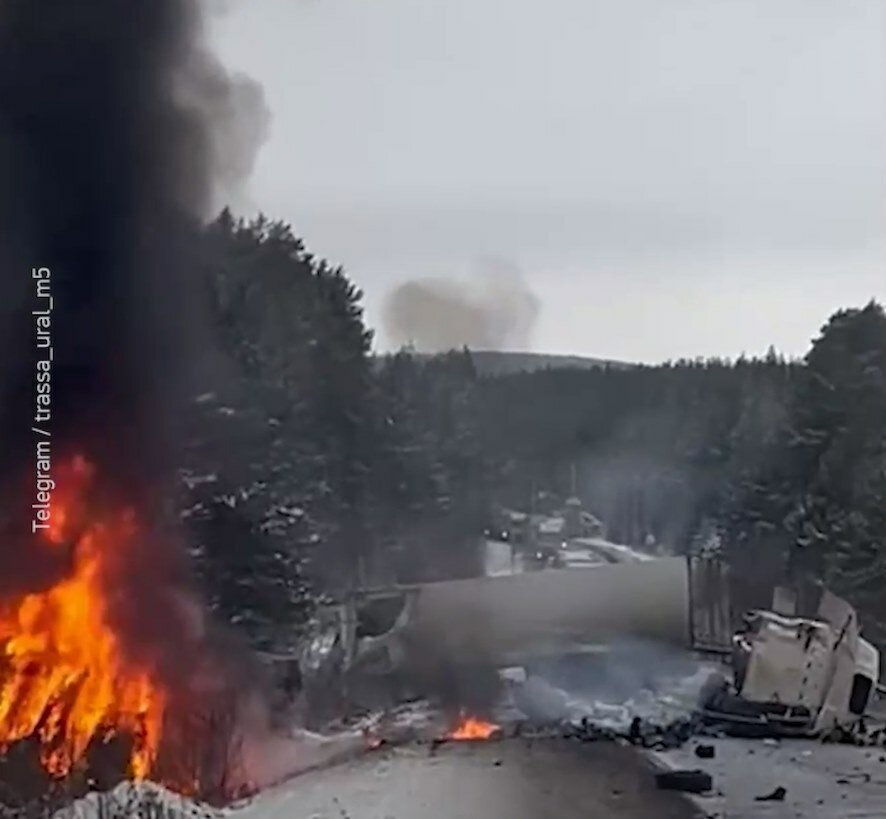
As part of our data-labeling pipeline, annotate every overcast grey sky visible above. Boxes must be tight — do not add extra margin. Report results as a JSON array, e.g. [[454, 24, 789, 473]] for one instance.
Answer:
[[209, 0, 886, 363]]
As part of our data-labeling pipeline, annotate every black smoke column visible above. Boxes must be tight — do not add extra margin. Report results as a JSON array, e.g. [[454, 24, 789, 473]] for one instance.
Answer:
[[0, 0, 213, 591]]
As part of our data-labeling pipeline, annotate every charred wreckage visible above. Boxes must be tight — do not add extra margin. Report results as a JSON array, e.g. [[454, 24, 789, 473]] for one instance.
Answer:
[[277, 556, 883, 749]]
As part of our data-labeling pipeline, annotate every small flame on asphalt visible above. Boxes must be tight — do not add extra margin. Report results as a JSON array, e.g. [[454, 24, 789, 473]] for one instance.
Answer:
[[448, 714, 500, 741]]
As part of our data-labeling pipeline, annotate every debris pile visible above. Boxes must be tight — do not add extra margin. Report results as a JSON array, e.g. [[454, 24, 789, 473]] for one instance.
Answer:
[[515, 712, 701, 752]]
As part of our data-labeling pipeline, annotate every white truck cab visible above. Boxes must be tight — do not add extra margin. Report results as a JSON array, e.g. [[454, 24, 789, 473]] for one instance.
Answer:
[[710, 589, 880, 735]]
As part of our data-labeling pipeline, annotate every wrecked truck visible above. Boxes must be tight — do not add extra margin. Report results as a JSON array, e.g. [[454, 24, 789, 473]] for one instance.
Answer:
[[699, 587, 880, 737], [345, 556, 730, 673], [330, 556, 731, 712], [298, 556, 880, 735]]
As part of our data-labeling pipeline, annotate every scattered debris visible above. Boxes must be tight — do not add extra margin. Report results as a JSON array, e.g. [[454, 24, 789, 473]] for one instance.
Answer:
[[515, 711, 705, 753], [331, 796, 351, 819], [429, 737, 448, 755], [695, 744, 715, 759], [654, 769, 713, 794], [754, 786, 787, 802], [836, 771, 872, 784]]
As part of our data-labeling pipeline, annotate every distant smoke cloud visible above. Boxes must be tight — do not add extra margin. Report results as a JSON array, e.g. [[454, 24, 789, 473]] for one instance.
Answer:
[[383, 258, 541, 352]]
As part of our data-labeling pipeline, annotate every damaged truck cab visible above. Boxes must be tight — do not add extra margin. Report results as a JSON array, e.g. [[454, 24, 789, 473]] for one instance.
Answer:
[[702, 588, 880, 736]]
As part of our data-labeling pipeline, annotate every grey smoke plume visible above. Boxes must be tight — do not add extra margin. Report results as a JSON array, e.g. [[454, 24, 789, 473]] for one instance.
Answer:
[[179, 29, 271, 212], [383, 257, 541, 352]]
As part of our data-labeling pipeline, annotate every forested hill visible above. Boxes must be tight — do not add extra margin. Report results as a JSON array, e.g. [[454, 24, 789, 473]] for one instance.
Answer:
[[376, 350, 632, 375]]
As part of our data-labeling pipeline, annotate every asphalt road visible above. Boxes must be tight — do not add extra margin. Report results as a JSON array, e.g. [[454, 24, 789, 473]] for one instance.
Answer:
[[236, 737, 699, 819], [654, 737, 886, 819]]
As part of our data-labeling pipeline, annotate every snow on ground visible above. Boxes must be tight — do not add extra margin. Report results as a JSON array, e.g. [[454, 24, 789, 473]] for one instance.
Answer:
[[557, 547, 607, 568], [52, 782, 220, 819], [569, 538, 655, 564], [50, 729, 376, 819]]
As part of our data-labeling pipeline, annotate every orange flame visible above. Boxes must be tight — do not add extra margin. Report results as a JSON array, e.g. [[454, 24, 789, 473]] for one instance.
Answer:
[[448, 713, 499, 741], [0, 456, 165, 780]]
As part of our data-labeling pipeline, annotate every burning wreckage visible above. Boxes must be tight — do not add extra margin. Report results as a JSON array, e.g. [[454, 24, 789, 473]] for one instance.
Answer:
[[0, 455, 263, 814], [1, 466, 880, 817], [0, 0, 348, 813], [297, 557, 882, 748]]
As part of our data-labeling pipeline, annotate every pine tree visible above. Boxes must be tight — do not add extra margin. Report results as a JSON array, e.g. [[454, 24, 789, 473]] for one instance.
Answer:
[[181, 213, 376, 647], [782, 303, 886, 635]]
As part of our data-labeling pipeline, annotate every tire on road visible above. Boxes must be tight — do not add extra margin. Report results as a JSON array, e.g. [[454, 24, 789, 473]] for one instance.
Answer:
[[655, 769, 713, 794]]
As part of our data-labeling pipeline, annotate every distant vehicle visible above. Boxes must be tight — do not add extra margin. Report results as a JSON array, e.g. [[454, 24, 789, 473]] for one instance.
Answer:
[[525, 545, 564, 570]]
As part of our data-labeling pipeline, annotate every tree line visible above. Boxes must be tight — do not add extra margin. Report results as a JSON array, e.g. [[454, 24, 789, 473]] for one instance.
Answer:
[[179, 213, 487, 651], [477, 302, 886, 640], [181, 212, 886, 648]]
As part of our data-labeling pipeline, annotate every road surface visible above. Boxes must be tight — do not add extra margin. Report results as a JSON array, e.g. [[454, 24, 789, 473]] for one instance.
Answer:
[[653, 737, 886, 818], [236, 737, 699, 819]]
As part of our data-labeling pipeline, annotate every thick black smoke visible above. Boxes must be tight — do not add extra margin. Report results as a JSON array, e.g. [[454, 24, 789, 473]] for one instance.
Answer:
[[0, 0, 211, 490], [0, 0, 261, 649]]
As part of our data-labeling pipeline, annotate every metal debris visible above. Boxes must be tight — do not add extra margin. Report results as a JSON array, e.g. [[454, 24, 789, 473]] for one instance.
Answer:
[[695, 744, 715, 759], [654, 769, 713, 794], [754, 785, 787, 802]]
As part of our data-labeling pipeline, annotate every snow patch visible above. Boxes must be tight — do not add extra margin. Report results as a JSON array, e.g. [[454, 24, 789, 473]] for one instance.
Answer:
[[52, 782, 220, 819]]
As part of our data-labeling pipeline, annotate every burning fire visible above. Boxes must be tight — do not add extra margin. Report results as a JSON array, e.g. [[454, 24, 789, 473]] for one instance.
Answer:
[[0, 456, 165, 780], [448, 713, 499, 741]]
